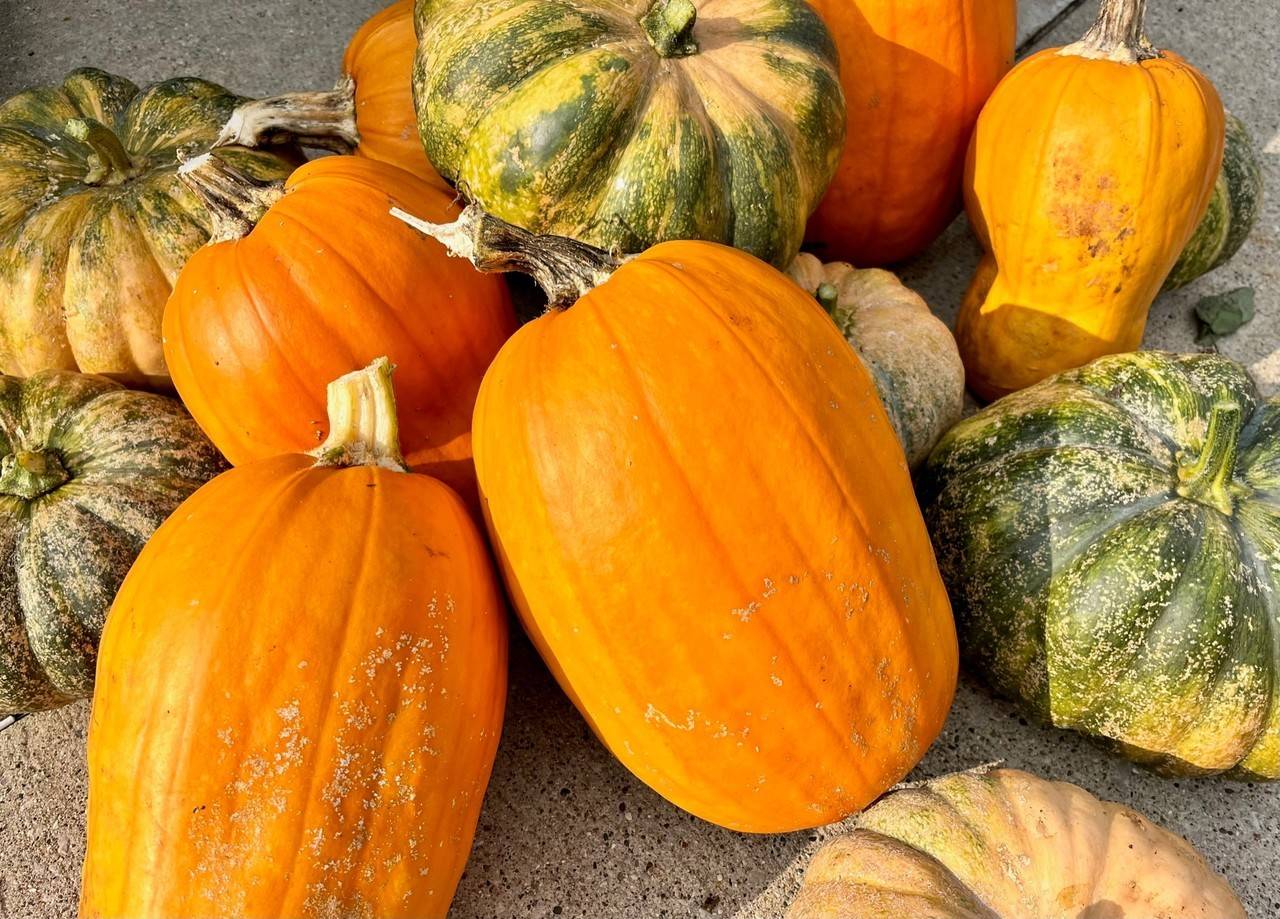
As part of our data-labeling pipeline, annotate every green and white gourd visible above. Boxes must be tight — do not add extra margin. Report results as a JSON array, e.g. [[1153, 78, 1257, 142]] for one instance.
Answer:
[[0, 370, 224, 714], [1166, 113, 1264, 290], [413, 0, 845, 268], [921, 351, 1280, 778]]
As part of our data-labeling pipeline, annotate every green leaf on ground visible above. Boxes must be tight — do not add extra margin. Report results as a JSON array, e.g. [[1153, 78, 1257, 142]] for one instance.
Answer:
[[1195, 287, 1255, 346]]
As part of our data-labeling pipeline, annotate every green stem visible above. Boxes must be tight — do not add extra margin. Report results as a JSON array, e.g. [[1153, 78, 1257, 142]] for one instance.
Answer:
[[310, 357, 408, 471], [1062, 0, 1159, 62], [1178, 400, 1245, 515], [66, 118, 137, 185], [177, 152, 286, 244], [640, 0, 699, 58], [0, 450, 71, 501], [815, 282, 840, 315]]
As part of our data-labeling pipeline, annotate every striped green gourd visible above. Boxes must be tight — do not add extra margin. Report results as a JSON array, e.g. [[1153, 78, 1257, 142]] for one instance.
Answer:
[[0, 370, 223, 714], [921, 351, 1280, 778], [412, 0, 845, 268], [1166, 113, 1264, 290]]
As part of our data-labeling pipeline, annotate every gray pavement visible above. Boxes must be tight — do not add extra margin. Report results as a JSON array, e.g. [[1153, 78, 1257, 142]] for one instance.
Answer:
[[1, 0, 1277, 916]]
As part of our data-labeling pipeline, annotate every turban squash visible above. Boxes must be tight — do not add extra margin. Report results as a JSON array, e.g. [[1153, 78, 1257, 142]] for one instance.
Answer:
[[922, 351, 1280, 778], [787, 254, 964, 468], [788, 768, 1245, 919], [163, 153, 515, 507], [0, 68, 299, 387], [396, 204, 957, 832], [217, 1, 445, 189], [80, 359, 508, 918], [957, 0, 1225, 400], [0, 370, 222, 714], [412, 0, 845, 268], [804, 0, 1017, 266]]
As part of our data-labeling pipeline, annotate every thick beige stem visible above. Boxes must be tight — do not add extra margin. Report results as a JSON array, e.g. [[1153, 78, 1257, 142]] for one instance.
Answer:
[[215, 76, 359, 154], [1061, 0, 1159, 62], [310, 357, 408, 471], [177, 152, 286, 243]]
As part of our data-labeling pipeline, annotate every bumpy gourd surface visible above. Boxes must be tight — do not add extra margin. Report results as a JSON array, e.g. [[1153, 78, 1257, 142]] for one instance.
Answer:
[[922, 352, 1280, 777], [414, 0, 844, 267], [788, 768, 1245, 919], [0, 68, 297, 384], [0, 370, 223, 713]]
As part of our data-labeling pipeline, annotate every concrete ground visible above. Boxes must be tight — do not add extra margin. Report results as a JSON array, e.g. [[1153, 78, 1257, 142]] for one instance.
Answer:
[[1, 0, 1277, 916]]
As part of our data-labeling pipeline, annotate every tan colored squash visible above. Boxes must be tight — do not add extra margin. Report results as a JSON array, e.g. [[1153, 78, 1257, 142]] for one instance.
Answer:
[[788, 254, 964, 468], [789, 768, 1245, 919]]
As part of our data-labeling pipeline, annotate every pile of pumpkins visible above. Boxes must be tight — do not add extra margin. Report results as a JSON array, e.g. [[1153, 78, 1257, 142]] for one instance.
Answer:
[[0, 0, 1268, 914]]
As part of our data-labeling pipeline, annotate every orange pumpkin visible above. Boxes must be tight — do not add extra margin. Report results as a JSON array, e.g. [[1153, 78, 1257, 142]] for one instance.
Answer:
[[957, 0, 1225, 400], [397, 205, 958, 833], [217, 1, 445, 188], [163, 153, 515, 506], [805, 0, 1016, 266], [80, 358, 507, 919]]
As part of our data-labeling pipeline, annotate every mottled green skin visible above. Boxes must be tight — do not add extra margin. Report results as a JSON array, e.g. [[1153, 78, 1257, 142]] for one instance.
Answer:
[[413, 0, 845, 268], [0, 370, 224, 714], [1166, 114, 1264, 290], [921, 352, 1280, 778], [0, 68, 300, 384]]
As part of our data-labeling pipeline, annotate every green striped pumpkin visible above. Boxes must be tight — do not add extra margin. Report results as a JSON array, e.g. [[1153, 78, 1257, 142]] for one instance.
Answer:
[[0, 370, 224, 714], [412, 0, 845, 268], [1166, 113, 1264, 290], [921, 351, 1280, 778]]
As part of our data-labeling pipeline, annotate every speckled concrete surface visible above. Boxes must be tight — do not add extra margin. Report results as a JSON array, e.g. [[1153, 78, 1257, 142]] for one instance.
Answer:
[[0, 0, 1277, 917]]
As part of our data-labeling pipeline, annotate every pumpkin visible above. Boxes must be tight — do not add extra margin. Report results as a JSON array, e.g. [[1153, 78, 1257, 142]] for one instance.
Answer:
[[0, 68, 300, 388], [788, 767, 1245, 919], [80, 358, 508, 918], [804, 0, 1016, 266], [412, 0, 846, 268], [396, 204, 957, 832], [163, 152, 515, 507], [216, 1, 445, 189], [787, 254, 964, 468], [921, 351, 1280, 778], [956, 0, 1225, 401], [1166, 112, 1265, 290], [0, 370, 223, 715]]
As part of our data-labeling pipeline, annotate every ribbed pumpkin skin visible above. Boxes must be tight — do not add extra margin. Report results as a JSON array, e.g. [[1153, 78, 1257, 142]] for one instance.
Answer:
[[0, 370, 222, 714], [345, 0, 446, 187], [1166, 113, 1265, 290], [804, 0, 1016, 266], [474, 242, 956, 832], [957, 47, 1225, 400], [164, 156, 516, 504], [788, 768, 1245, 919], [0, 69, 299, 387], [80, 456, 507, 918], [922, 352, 1280, 778], [414, 0, 845, 268]]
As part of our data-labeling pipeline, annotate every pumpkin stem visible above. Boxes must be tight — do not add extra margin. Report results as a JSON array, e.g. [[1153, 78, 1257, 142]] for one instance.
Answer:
[[177, 152, 286, 244], [1062, 0, 1160, 62], [1177, 399, 1246, 515], [640, 0, 699, 58], [390, 203, 623, 310], [0, 450, 71, 501], [815, 282, 840, 315], [214, 76, 360, 154], [310, 357, 409, 471], [66, 118, 137, 186]]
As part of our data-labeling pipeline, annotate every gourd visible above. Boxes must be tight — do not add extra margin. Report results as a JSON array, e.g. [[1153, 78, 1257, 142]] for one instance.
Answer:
[[921, 351, 1280, 778], [164, 153, 515, 507], [413, 0, 845, 268], [217, 1, 445, 188], [956, 0, 1225, 401], [787, 254, 964, 468], [0, 370, 223, 714], [1166, 113, 1265, 290], [0, 68, 300, 387], [804, 0, 1017, 266], [79, 359, 508, 918], [788, 767, 1245, 919], [395, 204, 957, 833]]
